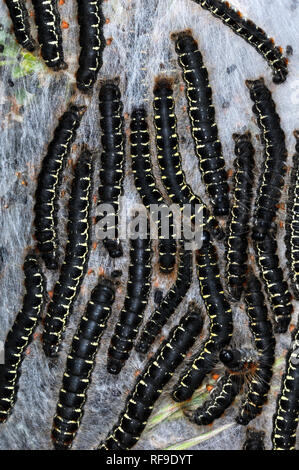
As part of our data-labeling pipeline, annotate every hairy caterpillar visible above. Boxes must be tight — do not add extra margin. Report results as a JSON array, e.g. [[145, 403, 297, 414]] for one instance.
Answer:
[[51, 279, 115, 450], [42, 149, 93, 357], [0, 253, 45, 423], [153, 78, 224, 241], [225, 133, 255, 301], [130, 106, 177, 274], [191, 0, 288, 84], [285, 131, 299, 300], [173, 31, 229, 216], [254, 231, 293, 334], [243, 428, 265, 450], [185, 348, 255, 426], [172, 231, 233, 402], [136, 244, 192, 354], [76, 0, 106, 93], [98, 303, 204, 450], [4, 0, 36, 51], [185, 372, 244, 426], [34, 105, 86, 270], [272, 325, 299, 450], [236, 274, 275, 425], [246, 78, 287, 241], [107, 230, 152, 375], [32, 0, 67, 70], [97, 82, 125, 258]]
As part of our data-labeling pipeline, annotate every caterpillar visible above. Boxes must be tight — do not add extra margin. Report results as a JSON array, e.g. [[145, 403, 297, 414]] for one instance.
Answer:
[[76, 0, 106, 93], [107, 229, 152, 375], [130, 106, 177, 274], [97, 82, 125, 258], [34, 105, 86, 270], [285, 131, 299, 300], [51, 279, 115, 450], [243, 428, 265, 450], [42, 148, 93, 357], [4, 0, 36, 51], [173, 31, 229, 216], [185, 372, 244, 426], [225, 133, 255, 301], [98, 303, 204, 450], [246, 78, 288, 241], [272, 324, 299, 450], [191, 0, 288, 84], [172, 231, 233, 402], [0, 253, 45, 423], [136, 244, 192, 354], [236, 274, 276, 425], [31, 0, 67, 70], [254, 231, 293, 334], [185, 348, 254, 426], [153, 78, 224, 241]]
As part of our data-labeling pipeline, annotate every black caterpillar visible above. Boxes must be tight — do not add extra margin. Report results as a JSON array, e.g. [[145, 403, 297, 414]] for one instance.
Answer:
[[272, 325, 299, 450], [225, 133, 255, 301], [4, 0, 36, 51], [51, 279, 115, 450], [97, 82, 125, 258], [32, 0, 66, 70], [76, 0, 106, 93], [42, 148, 93, 357], [254, 231, 293, 334], [236, 274, 275, 425], [34, 105, 86, 270], [185, 348, 254, 426], [130, 106, 177, 274], [185, 372, 244, 426], [172, 231, 233, 402], [0, 253, 45, 423], [153, 78, 224, 241], [285, 131, 299, 300], [136, 244, 192, 354], [107, 228, 152, 375], [174, 31, 229, 216], [243, 428, 265, 450], [98, 303, 204, 450], [191, 0, 288, 84], [246, 78, 287, 241]]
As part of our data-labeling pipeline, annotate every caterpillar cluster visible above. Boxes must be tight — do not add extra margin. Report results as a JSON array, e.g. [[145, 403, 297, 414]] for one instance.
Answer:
[[225, 132, 255, 301], [0, 253, 45, 423], [31, 0, 66, 70], [4, 0, 36, 51], [76, 0, 106, 93], [192, 0, 288, 84], [285, 131, 299, 300], [272, 325, 299, 450], [51, 279, 115, 450], [172, 231, 233, 402], [153, 78, 224, 241], [34, 105, 86, 270], [42, 148, 93, 357], [246, 78, 288, 242], [254, 231, 293, 334], [130, 106, 177, 274], [236, 274, 276, 425], [107, 229, 152, 375], [97, 82, 125, 258], [173, 31, 229, 217], [136, 244, 192, 354], [99, 303, 204, 450], [243, 428, 265, 451]]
